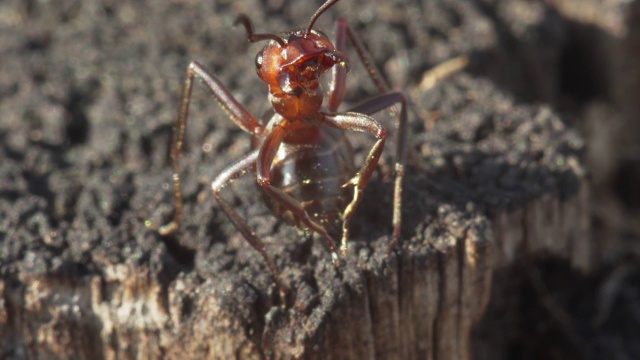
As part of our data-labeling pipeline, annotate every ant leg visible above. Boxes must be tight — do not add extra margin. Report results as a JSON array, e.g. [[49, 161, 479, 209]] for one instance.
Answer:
[[326, 20, 347, 112], [151, 61, 263, 235], [320, 112, 387, 256], [256, 125, 342, 263], [211, 149, 289, 298], [347, 55, 469, 253], [334, 17, 468, 97], [327, 18, 390, 113], [328, 19, 467, 255], [324, 19, 407, 255], [348, 93, 408, 255]]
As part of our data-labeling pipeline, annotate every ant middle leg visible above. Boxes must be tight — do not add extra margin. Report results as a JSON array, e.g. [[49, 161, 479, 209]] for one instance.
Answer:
[[151, 61, 263, 235], [211, 149, 289, 298]]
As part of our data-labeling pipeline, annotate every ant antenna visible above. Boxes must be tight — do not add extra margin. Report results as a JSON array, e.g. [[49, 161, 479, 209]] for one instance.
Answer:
[[306, 0, 340, 35], [234, 15, 286, 47]]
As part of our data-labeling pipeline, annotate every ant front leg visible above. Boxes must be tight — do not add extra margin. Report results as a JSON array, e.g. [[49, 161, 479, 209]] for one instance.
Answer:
[[326, 19, 408, 255], [327, 19, 467, 255], [345, 64, 468, 255], [211, 149, 289, 299], [150, 61, 263, 235], [327, 18, 391, 112], [256, 124, 342, 264], [320, 112, 387, 256], [348, 94, 408, 255]]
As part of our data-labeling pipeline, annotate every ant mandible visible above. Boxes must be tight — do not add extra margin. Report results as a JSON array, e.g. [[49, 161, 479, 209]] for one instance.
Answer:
[[153, 0, 413, 298]]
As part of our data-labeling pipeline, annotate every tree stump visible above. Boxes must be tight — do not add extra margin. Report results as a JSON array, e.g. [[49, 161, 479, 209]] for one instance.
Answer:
[[0, 0, 594, 359]]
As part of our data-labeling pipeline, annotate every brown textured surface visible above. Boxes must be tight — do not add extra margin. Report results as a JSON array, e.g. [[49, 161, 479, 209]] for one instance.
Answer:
[[0, 0, 638, 359]]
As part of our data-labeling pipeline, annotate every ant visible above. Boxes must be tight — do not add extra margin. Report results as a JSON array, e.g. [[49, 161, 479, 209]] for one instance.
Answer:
[[149, 0, 466, 298]]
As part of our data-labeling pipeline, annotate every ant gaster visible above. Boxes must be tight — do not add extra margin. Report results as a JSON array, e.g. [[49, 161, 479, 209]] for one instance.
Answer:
[[153, 0, 414, 298]]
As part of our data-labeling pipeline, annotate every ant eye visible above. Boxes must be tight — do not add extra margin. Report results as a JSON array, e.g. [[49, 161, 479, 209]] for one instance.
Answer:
[[255, 50, 264, 69]]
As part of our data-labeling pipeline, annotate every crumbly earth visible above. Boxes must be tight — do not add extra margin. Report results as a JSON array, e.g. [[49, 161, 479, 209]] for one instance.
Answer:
[[0, 0, 638, 358]]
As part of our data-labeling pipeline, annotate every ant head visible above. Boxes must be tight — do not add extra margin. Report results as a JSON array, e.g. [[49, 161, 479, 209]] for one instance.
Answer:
[[254, 30, 348, 96], [235, 0, 348, 120]]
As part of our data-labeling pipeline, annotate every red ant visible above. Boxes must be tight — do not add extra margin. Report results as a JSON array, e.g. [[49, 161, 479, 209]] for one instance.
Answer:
[[149, 0, 465, 298]]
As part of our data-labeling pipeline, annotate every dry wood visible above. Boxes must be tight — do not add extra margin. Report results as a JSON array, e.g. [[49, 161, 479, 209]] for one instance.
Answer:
[[1, 74, 590, 359], [0, 0, 599, 359]]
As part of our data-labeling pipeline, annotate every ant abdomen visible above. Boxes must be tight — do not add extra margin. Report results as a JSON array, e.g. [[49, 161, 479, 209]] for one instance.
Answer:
[[264, 125, 355, 229]]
